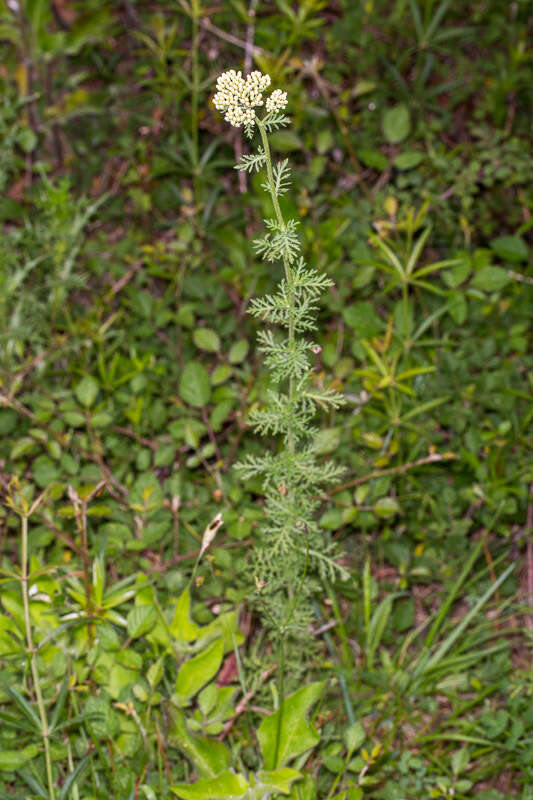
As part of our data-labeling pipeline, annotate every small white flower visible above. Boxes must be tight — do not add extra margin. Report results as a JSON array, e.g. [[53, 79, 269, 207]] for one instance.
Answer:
[[266, 89, 288, 113], [213, 69, 286, 128]]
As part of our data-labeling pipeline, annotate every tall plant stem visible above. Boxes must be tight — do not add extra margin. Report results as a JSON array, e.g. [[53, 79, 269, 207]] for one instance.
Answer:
[[274, 630, 286, 769], [257, 119, 295, 455], [21, 514, 56, 800], [257, 119, 303, 765], [191, 0, 200, 192]]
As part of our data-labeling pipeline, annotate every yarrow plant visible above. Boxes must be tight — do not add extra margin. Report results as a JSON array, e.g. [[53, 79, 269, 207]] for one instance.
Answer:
[[213, 70, 346, 678], [213, 70, 288, 128]]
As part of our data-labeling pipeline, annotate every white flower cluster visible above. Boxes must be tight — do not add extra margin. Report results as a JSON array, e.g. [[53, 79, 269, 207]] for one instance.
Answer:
[[266, 88, 288, 114], [213, 70, 287, 128]]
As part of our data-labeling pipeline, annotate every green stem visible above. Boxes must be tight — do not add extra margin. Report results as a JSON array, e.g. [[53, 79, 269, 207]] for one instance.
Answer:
[[257, 119, 295, 455], [21, 514, 56, 800], [274, 630, 286, 769], [191, 0, 200, 189], [257, 118, 300, 765]]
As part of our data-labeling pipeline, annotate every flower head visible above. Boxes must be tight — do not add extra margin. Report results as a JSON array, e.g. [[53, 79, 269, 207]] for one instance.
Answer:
[[213, 69, 287, 128], [266, 89, 288, 114]]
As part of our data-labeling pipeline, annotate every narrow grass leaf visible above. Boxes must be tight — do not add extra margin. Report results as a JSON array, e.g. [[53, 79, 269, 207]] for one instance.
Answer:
[[58, 753, 92, 799]]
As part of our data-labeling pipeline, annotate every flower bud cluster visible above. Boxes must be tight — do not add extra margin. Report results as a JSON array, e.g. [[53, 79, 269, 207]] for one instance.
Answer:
[[266, 89, 288, 114], [213, 70, 287, 127]]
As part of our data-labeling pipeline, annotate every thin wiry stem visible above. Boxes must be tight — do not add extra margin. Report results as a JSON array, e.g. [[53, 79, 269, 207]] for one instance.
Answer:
[[21, 514, 56, 800]]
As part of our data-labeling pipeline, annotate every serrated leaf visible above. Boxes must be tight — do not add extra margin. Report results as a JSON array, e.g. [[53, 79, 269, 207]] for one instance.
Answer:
[[257, 682, 325, 770], [127, 605, 157, 638]]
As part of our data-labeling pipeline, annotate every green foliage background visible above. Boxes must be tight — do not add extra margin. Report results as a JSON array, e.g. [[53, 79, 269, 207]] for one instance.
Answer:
[[0, 1, 531, 798]]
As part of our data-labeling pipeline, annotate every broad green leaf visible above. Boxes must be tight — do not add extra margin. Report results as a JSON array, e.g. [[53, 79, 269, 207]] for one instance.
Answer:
[[170, 587, 200, 642], [212, 364, 232, 385], [357, 148, 388, 171], [447, 291, 467, 325], [84, 694, 119, 740], [171, 770, 249, 799], [147, 657, 164, 688], [0, 744, 39, 771], [258, 682, 325, 770], [471, 266, 511, 292], [127, 606, 157, 638], [441, 258, 471, 288], [372, 497, 400, 518], [75, 375, 99, 408], [344, 721, 366, 754], [90, 411, 113, 427], [210, 400, 234, 431], [32, 454, 61, 488], [382, 104, 410, 143], [316, 129, 334, 153], [361, 432, 383, 449], [269, 130, 302, 151], [0, 409, 17, 434], [129, 472, 164, 517], [17, 127, 38, 153], [255, 768, 302, 794], [287, 773, 317, 800], [228, 339, 249, 364], [169, 710, 230, 777], [313, 427, 341, 455], [193, 328, 220, 353], [176, 637, 224, 703], [180, 362, 211, 408], [393, 151, 423, 169], [319, 508, 343, 531], [353, 79, 376, 97], [343, 302, 382, 337], [63, 411, 85, 427], [451, 746, 470, 776], [490, 235, 527, 262]]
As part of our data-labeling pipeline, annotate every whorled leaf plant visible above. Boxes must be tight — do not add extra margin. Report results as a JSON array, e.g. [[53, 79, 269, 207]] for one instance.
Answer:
[[213, 71, 346, 684]]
